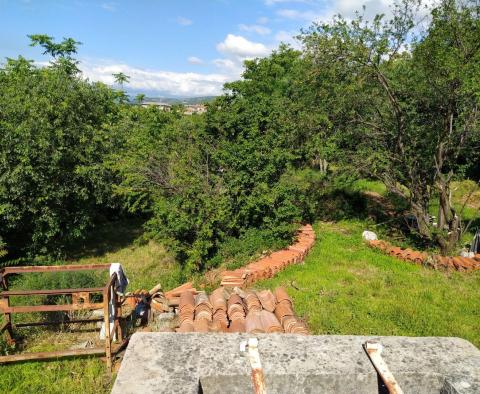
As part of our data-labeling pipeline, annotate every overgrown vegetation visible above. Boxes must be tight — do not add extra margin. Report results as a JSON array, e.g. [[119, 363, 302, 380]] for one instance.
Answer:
[[0, 37, 120, 258], [300, 0, 480, 253], [1, 0, 478, 272], [0, 2, 479, 394], [0, 1, 478, 391]]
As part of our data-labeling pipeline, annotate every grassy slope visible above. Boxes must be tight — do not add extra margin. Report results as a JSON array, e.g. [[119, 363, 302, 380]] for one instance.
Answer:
[[258, 220, 480, 347], [66, 219, 183, 290]]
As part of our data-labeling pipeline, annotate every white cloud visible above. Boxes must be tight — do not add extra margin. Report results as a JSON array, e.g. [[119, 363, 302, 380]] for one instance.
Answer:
[[79, 60, 229, 96], [331, 0, 434, 23], [213, 34, 272, 81], [217, 34, 270, 59], [187, 56, 203, 65], [275, 30, 301, 49], [101, 2, 116, 12], [212, 58, 244, 76], [239, 24, 271, 35], [257, 16, 269, 24], [74, 35, 271, 97], [335, 0, 391, 19], [276, 8, 323, 21], [276, 1, 400, 24], [176, 16, 193, 26]]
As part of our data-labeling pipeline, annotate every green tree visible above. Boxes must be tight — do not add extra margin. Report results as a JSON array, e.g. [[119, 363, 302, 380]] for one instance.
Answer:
[[135, 93, 146, 104], [300, 0, 480, 253], [112, 72, 130, 103], [0, 36, 120, 256], [29, 34, 81, 75], [112, 48, 322, 271], [205, 46, 314, 237], [113, 72, 130, 87]]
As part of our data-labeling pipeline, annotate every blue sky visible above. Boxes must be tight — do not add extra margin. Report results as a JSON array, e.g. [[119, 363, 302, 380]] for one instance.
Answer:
[[0, 0, 393, 96]]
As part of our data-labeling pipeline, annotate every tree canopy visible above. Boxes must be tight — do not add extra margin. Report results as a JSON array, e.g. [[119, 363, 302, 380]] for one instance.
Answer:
[[0, 37, 120, 256], [0, 0, 478, 266]]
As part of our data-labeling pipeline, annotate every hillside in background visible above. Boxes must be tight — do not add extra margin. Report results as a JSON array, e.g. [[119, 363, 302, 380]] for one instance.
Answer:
[[130, 95, 217, 104]]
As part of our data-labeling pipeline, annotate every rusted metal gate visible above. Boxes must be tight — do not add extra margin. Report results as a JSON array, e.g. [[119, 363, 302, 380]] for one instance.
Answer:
[[0, 264, 127, 370]]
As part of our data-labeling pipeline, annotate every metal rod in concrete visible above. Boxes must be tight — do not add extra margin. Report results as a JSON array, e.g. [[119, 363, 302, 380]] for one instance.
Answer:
[[364, 341, 404, 394], [241, 337, 267, 394]]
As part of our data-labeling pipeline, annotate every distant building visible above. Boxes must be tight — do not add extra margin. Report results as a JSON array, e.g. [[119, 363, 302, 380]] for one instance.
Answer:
[[140, 101, 172, 111], [184, 104, 207, 115], [136, 101, 207, 115]]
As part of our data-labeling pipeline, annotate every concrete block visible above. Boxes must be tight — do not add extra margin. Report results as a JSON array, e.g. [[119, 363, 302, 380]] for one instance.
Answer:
[[111, 333, 480, 394]]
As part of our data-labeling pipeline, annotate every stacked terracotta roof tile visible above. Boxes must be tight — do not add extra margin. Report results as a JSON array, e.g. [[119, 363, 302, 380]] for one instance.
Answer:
[[177, 291, 195, 332], [220, 225, 315, 288], [368, 239, 480, 272], [175, 287, 308, 334]]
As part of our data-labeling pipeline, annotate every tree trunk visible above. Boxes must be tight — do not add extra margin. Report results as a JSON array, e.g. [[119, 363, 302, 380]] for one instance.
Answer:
[[435, 176, 460, 255], [411, 201, 431, 239]]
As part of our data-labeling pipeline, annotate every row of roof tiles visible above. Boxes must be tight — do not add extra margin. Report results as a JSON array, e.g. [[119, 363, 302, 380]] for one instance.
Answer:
[[159, 225, 315, 334], [176, 286, 308, 334], [368, 239, 480, 271], [219, 224, 315, 288]]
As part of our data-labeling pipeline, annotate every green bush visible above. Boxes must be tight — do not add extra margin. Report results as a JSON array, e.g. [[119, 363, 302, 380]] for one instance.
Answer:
[[111, 47, 332, 272], [211, 227, 289, 271], [0, 39, 120, 258]]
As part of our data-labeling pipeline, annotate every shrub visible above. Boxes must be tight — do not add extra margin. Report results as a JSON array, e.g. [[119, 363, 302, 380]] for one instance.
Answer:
[[0, 40, 120, 258]]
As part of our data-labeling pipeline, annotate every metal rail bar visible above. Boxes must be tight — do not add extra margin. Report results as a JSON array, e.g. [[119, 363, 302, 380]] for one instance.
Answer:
[[103, 273, 117, 370], [15, 318, 103, 327], [2, 303, 104, 313], [0, 265, 122, 371], [0, 264, 111, 276], [364, 341, 404, 394], [241, 338, 267, 394], [0, 287, 104, 296], [0, 347, 107, 363]]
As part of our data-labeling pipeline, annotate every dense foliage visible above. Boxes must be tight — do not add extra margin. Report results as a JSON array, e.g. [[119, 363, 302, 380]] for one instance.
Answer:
[[0, 39, 119, 257], [0, 0, 478, 269], [112, 68, 325, 270], [0, 236, 6, 259], [300, 0, 480, 253]]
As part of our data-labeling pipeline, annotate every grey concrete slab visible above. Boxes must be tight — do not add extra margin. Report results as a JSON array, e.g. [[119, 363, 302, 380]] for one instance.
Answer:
[[111, 333, 480, 394]]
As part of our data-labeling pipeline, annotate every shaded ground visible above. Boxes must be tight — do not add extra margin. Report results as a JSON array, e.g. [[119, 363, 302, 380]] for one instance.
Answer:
[[66, 218, 146, 260]]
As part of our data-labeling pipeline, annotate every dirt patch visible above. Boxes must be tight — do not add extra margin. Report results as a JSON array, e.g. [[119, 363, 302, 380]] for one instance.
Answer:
[[347, 265, 380, 279]]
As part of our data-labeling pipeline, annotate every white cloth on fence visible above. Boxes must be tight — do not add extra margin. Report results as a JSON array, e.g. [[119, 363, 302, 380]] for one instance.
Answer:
[[110, 262, 129, 295], [99, 263, 129, 340]]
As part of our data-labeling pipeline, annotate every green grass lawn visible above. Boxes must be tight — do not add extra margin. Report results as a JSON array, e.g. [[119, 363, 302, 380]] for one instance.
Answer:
[[0, 357, 110, 394], [257, 220, 480, 347]]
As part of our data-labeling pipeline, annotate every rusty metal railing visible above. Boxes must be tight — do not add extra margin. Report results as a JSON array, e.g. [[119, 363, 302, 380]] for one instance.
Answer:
[[0, 264, 126, 370]]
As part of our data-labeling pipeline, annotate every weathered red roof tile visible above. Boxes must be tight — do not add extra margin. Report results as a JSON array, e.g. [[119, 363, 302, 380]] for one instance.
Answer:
[[259, 310, 283, 333], [256, 290, 276, 312], [245, 311, 265, 334]]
